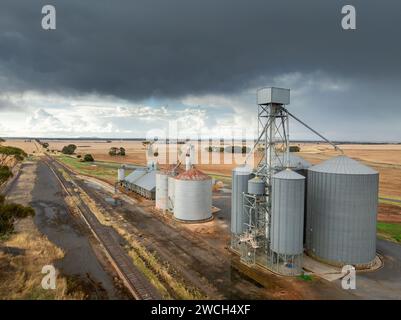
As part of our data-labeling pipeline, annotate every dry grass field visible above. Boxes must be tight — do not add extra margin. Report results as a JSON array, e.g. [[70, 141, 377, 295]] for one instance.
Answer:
[[2, 139, 40, 154]]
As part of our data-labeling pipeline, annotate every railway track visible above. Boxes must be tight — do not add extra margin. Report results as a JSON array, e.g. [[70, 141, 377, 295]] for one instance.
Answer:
[[42, 154, 161, 300]]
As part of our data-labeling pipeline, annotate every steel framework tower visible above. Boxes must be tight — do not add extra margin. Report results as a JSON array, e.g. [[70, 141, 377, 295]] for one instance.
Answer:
[[239, 87, 291, 268], [235, 87, 342, 275]]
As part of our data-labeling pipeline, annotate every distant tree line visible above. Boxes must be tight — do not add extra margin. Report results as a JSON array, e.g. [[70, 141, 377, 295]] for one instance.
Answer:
[[205, 146, 250, 154]]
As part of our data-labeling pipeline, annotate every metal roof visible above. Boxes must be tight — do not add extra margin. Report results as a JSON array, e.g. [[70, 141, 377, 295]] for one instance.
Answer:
[[308, 155, 377, 175], [175, 168, 211, 181], [273, 153, 311, 170], [125, 169, 147, 183], [135, 170, 156, 191], [273, 169, 305, 180], [233, 165, 253, 175]]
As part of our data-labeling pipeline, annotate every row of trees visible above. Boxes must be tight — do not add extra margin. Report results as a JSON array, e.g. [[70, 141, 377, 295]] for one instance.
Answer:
[[60, 144, 94, 162], [109, 147, 126, 156], [205, 146, 250, 154]]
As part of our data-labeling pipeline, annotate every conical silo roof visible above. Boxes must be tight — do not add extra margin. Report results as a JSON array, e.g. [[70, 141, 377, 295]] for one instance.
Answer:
[[309, 155, 377, 175], [273, 169, 305, 180], [175, 168, 211, 181], [273, 153, 311, 170], [233, 165, 253, 175]]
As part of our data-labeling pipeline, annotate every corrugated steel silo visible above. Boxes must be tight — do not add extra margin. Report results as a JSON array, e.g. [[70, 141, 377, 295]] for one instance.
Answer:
[[231, 166, 253, 235], [273, 153, 311, 174], [155, 172, 168, 210], [173, 168, 212, 222], [117, 166, 125, 182], [306, 155, 379, 267], [167, 176, 175, 212], [270, 169, 305, 255], [248, 177, 265, 195]]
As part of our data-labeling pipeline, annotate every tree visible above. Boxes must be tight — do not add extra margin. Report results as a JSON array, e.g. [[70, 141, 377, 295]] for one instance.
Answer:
[[109, 147, 118, 156], [0, 138, 5, 143], [289, 146, 301, 152], [42, 142, 49, 149], [61, 144, 77, 155], [109, 146, 126, 156], [83, 154, 94, 162]]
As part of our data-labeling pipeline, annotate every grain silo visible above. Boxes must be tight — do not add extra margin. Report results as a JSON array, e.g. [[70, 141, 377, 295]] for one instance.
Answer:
[[173, 168, 212, 222], [231, 166, 253, 236], [247, 177, 265, 195], [273, 153, 311, 174], [306, 155, 379, 267], [167, 176, 175, 212], [117, 165, 126, 182], [155, 172, 168, 210], [269, 169, 305, 275]]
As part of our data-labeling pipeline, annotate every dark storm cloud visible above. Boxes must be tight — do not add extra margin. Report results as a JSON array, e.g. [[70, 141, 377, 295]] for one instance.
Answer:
[[0, 0, 401, 99]]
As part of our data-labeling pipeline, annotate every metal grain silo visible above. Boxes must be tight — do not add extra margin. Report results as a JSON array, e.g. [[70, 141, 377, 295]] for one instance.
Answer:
[[155, 172, 168, 210], [273, 153, 311, 174], [173, 168, 212, 222], [306, 155, 379, 267], [270, 169, 305, 256], [247, 177, 265, 195], [167, 176, 175, 212], [231, 166, 253, 235], [117, 165, 126, 182]]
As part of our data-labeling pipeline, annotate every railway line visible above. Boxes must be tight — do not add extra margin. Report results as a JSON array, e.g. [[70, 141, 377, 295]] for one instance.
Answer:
[[42, 154, 161, 300]]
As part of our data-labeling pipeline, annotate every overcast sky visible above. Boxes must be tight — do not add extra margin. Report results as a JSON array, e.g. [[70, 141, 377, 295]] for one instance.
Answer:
[[0, 0, 400, 141]]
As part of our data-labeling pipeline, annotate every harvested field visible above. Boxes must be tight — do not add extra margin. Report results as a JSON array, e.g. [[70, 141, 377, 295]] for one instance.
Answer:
[[1, 139, 40, 154]]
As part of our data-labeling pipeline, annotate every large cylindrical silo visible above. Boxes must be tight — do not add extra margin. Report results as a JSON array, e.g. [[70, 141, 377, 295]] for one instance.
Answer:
[[173, 168, 212, 222], [231, 166, 253, 235], [270, 169, 305, 255], [306, 155, 379, 267], [155, 172, 168, 210]]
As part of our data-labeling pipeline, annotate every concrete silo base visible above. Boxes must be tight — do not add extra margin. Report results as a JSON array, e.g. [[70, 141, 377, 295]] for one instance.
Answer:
[[172, 215, 214, 224], [305, 251, 383, 271]]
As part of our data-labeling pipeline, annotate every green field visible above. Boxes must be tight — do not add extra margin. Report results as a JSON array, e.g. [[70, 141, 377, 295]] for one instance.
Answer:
[[55, 155, 132, 184], [377, 222, 401, 243]]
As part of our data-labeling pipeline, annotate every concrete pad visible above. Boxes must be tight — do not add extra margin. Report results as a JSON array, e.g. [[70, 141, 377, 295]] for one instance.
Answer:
[[303, 255, 344, 282]]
